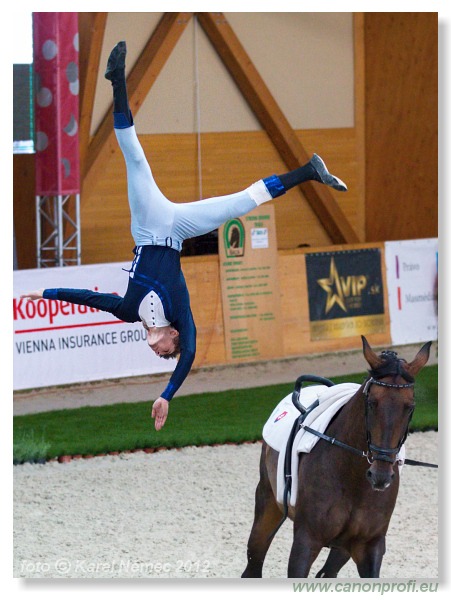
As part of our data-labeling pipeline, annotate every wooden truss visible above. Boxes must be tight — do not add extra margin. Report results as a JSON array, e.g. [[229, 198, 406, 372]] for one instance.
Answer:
[[78, 12, 360, 244]]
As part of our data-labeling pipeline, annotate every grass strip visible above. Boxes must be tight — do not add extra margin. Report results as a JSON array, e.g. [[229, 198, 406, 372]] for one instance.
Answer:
[[13, 365, 438, 463]]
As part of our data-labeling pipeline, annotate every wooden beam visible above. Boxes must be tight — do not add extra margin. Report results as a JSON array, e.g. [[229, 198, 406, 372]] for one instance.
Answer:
[[83, 12, 192, 192], [197, 12, 360, 244], [78, 12, 107, 176], [353, 12, 366, 239]]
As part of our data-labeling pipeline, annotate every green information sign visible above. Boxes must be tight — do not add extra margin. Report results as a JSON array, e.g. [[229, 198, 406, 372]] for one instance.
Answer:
[[219, 205, 283, 361]]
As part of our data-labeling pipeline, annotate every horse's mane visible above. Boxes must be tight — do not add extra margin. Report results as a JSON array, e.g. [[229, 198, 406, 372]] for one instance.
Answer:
[[368, 350, 415, 383]]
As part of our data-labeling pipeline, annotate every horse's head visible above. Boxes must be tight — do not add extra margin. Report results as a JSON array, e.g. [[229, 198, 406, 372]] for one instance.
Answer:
[[361, 336, 431, 491]]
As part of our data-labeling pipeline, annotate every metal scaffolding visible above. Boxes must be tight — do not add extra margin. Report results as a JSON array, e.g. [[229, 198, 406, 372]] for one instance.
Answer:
[[36, 194, 81, 268]]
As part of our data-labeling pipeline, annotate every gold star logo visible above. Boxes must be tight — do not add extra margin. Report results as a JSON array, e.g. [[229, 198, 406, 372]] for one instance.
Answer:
[[317, 258, 347, 314]]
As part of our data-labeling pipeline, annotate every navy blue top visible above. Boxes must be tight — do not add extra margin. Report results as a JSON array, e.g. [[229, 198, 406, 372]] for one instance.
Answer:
[[43, 245, 196, 401]]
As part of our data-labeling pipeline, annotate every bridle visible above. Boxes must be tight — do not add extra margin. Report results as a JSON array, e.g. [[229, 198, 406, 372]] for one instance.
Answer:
[[294, 375, 415, 465], [362, 376, 415, 464]]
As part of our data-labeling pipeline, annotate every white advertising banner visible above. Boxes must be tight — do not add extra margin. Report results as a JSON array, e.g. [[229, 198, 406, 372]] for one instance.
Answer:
[[384, 239, 438, 345], [13, 263, 175, 390]]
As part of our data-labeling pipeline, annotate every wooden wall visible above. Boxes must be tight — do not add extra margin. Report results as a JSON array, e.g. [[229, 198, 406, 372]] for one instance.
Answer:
[[80, 127, 360, 264], [364, 13, 438, 242], [13, 154, 36, 270]]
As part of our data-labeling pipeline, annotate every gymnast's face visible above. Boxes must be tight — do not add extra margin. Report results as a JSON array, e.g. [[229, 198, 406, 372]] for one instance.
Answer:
[[147, 327, 178, 358]]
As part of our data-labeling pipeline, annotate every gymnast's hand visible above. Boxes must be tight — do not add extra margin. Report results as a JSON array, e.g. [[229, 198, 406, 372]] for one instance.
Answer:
[[152, 397, 169, 431], [20, 289, 45, 300]]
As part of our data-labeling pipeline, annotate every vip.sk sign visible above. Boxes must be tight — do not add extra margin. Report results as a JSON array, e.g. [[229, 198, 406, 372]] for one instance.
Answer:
[[305, 248, 385, 340]]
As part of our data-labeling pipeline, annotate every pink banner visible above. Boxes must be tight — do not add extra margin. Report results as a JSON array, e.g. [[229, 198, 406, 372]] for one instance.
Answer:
[[33, 12, 80, 195]]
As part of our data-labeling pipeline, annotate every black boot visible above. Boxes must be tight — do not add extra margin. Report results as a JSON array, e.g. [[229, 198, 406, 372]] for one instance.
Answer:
[[105, 41, 127, 82], [273, 154, 347, 196], [105, 41, 133, 128], [309, 154, 347, 192]]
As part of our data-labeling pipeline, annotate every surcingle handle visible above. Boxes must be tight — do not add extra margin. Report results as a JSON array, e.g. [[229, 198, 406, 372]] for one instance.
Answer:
[[291, 374, 335, 413]]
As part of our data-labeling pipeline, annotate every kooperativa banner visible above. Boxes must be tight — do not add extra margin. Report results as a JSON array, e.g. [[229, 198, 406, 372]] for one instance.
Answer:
[[13, 263, 175, 390], [305, 248, 385, 341]]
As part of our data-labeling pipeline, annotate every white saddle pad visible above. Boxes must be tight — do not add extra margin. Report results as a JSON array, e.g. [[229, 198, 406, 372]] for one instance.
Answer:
[[262, 383, 357, 452], [262, 383, 406, 507]]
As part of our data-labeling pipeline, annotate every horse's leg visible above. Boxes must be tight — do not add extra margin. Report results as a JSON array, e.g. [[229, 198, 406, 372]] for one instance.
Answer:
[[241, 445, 282, 578], [241, 480, 282, 577], [352, 537, 386, 578], [287, 525, 322, 578], [315, 547, 351, 578]]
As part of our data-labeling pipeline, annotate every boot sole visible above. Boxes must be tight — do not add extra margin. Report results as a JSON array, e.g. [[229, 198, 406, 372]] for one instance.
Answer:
[[311, 153, 347, 192]]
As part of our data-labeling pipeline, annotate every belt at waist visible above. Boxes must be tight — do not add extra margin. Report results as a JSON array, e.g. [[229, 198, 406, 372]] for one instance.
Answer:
[[142, 236, 182, 252]]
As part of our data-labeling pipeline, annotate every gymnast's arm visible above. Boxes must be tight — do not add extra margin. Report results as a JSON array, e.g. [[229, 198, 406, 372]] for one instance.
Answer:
[[151, 308, 197, 430], [20, 287, 130, 321], [161, 308, 197, 401]]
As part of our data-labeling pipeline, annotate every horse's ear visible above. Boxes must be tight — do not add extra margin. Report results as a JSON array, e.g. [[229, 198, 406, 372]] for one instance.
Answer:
[[361, 335, 384, 370], [406, 341, 432, 376]]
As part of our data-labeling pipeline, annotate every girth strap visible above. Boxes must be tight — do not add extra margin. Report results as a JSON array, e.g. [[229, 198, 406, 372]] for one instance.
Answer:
[[267, 375, 335, 542]]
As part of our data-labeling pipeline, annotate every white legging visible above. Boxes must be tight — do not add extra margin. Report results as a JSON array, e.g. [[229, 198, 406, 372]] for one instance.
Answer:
[[115, 126, 273, 249]]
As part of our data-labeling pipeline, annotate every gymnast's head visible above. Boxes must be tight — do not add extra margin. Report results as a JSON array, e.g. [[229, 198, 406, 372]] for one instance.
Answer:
[[146, 325, 180, 359]]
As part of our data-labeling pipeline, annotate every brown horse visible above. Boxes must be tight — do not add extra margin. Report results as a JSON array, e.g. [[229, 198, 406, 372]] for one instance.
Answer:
[[241, 336, 432, 578]]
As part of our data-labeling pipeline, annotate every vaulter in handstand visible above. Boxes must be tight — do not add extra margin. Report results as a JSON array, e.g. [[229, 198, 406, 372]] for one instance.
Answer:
[[21, 41, 347, 431]]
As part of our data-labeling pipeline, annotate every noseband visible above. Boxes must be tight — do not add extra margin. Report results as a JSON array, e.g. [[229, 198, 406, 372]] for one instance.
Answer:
[[363, 376, 415, 464]]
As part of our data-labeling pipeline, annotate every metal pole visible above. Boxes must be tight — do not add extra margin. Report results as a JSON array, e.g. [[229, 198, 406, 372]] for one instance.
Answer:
[[36, 195, 41, 268], [75, 193, 81, 265], [57, 194, 63, 266]]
